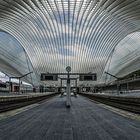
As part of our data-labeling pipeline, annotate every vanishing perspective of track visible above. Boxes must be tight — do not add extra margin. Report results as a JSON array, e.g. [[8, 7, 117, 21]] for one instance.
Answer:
[[0, 93, 58, 113], [79, 93, 140, 114]]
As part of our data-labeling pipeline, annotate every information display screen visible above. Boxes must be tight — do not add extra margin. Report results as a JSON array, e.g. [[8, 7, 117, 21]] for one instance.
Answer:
[[41, 74, 58, 81], [45, 76, 53, 80], [79, 74, 97, 81]]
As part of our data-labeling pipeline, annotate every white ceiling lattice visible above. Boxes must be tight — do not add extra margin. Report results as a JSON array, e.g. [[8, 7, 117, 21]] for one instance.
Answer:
[[0, 0, 140, 85]]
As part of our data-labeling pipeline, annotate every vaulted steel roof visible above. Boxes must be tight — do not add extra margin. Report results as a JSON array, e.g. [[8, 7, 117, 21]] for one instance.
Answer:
[[0, 0, 140, 85]]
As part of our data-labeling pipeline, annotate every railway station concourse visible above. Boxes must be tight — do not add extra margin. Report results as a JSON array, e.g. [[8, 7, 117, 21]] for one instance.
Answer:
[[1, 0, 140, 140]]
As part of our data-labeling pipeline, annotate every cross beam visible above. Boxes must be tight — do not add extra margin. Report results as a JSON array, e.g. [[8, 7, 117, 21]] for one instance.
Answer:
[[9, 72, 33, 93], [42, 73, 96, 75], [104, 72, 119, 79], [10, 71, 33, 79], [58, 77, 79, 80]]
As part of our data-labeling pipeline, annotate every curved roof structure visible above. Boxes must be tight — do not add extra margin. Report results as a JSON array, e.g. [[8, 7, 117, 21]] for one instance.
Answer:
[[102, 32, 140, 83], [106, 32, 140, 77], [0, 0, 140, 86]]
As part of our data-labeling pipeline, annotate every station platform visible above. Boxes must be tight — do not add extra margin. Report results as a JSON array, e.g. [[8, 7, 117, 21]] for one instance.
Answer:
[[0, 92, 52, 97], [0, 95, 140, 140], [86, 91, 140, 97]]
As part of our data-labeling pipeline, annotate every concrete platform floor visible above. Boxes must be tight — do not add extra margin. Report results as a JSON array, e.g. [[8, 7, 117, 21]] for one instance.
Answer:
[[0, 95, 140, 140]]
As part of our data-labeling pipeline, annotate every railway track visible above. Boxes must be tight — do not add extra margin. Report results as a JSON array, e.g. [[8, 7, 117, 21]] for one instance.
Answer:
[[0, 93, 58, 113], [79, 93, 140, 114]]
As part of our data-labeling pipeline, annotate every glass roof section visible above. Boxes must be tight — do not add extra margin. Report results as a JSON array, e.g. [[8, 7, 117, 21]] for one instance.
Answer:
[[0, 32, 39, 86], [0, 0, 140, 86], [103, 32, 140, 83]]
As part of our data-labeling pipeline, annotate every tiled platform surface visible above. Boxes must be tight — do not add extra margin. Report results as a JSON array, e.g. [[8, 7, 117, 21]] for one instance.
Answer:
[[0, 95, 140, 140]]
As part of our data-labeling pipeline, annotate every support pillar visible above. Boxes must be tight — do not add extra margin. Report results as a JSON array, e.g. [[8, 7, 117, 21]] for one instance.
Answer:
[[126, 82, 129, 93], [9, 77, 11, 92], [75, 79, 77, 87], [60, 79, 63, 96], [19, 78, 21, 94], [117, 82, 119, 95], [61, 79, 62, 87], [75, 79, 78, 96], [66, 72, 71, 107]]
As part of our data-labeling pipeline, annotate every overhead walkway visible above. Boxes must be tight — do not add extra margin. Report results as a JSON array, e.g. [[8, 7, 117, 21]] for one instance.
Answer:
[[0, 95, 140, 140]]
